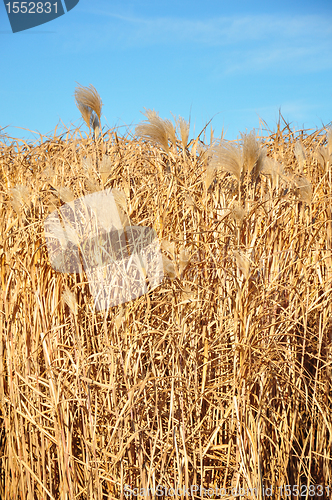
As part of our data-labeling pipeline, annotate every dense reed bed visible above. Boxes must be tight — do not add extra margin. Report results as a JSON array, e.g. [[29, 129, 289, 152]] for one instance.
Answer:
[[1, 91, 332, 499]]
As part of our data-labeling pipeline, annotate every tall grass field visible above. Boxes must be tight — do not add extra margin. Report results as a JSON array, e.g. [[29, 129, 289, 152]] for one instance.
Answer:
[[1, 86, 332, 499]]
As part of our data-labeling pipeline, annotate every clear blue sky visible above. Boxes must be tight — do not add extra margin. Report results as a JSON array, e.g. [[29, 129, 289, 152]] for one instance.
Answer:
[[1, 0, 332, 143]]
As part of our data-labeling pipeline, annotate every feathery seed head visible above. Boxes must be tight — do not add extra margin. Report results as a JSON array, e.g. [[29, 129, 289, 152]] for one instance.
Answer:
[[177, 116, 190, 150], [135, 109, 177, 153], [251, 146, 267, 181], [161, 240, 176, 260], [316, 146, 330, 167], [261, 157, 285, 189], [41, 166, 56, 183], [56, 186, 75, 203], [74, 84, 103, 137], [205, 164, 216, 190], [162, 255, 176, 280], [10, 185, 30, 214], [209, 140, 243, 182], [171, 115, 190, 150], [62, 289, 77, 316], [179, 247, 190, 275], [293, 174, 312, 204], [184, 193, 195, 208], [230, 202, 246, 225], [99, 155, 113, 184], [233, 250, 250, 280], [294, 141, 306, 171], [241, 130, 261, 174]]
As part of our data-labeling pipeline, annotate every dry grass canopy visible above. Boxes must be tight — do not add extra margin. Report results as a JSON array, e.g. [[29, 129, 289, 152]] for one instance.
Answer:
[[0, 120, 332, 499]]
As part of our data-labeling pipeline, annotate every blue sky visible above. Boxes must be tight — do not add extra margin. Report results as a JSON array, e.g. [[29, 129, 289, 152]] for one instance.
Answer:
[[1, 0, 332, 143]]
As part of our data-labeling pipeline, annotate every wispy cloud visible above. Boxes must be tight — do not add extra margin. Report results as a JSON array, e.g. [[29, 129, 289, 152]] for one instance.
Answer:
[[226, 100, 321, 120], [87, 11, 332, 47], [223, 43, 332, 75], [62, 11, 332, 76]]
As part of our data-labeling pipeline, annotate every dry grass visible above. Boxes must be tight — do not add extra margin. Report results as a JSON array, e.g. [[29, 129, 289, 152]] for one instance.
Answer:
[[0, 103, 332, 499]]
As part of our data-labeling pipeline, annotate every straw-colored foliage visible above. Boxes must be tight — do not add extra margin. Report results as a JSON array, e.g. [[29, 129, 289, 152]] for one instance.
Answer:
[[1, 105, 332, 499]]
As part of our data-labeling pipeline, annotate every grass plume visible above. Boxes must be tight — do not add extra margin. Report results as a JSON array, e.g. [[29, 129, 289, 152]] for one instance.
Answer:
[[74, 83, 103, 138]]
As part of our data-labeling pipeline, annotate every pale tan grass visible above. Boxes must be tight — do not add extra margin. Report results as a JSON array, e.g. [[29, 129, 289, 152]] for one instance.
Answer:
[[1, 109, 332, 499]]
